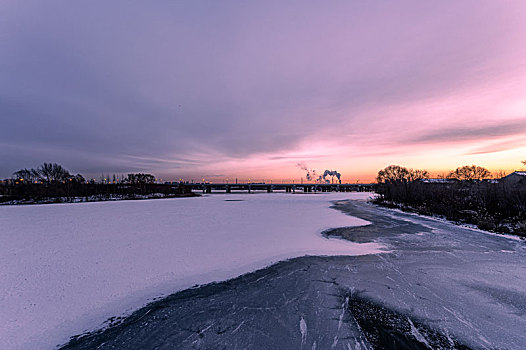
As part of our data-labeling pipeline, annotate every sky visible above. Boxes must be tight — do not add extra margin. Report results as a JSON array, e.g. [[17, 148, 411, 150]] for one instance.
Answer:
[[1, 1, 526, 183]]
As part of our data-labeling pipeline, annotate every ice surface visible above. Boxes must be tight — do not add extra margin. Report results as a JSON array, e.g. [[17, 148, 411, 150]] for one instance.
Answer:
[[0, 192, 382, 350]]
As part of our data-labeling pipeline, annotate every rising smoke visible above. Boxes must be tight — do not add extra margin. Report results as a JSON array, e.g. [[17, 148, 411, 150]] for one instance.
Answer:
[[319, 170, 341, 184], [297, 163, 316, 181], [297, 163, 341, 184]]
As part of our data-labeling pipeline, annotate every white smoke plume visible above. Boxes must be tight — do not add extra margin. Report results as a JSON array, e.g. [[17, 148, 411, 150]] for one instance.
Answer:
[[298, 164, 341, 183], [297, 163, 316, 181]]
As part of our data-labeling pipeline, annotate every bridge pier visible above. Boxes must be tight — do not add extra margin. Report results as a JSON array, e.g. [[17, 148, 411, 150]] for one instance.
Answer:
[[267, 185, 273, 193]]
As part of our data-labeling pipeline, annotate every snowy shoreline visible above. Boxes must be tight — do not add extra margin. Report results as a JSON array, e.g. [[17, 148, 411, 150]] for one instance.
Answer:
[[377, 202, 526, 242], [0, 192, 197, 206]]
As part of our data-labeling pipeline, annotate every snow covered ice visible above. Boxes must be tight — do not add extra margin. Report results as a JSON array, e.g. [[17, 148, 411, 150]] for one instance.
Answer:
[[0, 192, 382, 350]]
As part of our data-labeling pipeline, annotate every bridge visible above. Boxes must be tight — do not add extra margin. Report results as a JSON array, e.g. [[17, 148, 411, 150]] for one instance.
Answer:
[[177, 183, 376, 194]]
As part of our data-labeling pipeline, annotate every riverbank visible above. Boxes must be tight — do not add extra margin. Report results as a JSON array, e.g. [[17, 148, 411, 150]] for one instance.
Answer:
[[374, 180, 526, 238], [0, 181, 195, 206], [373, 198, 526, 239], [0, 192, 198, 206]]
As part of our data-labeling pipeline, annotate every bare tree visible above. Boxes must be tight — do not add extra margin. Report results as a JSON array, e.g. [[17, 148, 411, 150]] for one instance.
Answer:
[[493, 170, 506, 179], [447, 165, 491, 181], [377, 165, 429, 183], [38, 163, 53, 182], [377, 165, 410, 183], [73, 174, 86, 183], [37, 163, 71, 182], [407, 169, 429, 182], [13, 168, 38, 182], [125, 173, 156, 185]]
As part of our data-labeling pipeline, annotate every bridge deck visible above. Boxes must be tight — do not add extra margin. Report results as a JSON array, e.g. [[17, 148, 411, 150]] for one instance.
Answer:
[[174, 183, 375, 193]]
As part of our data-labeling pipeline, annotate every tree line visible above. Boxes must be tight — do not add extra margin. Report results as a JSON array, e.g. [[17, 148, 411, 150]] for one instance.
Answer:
[[375, 164, 525, 237], [1, 163, 193, 204], [13, 163, 85, 183], [10, 163, 160, 185], [376, 164, 493, 183]]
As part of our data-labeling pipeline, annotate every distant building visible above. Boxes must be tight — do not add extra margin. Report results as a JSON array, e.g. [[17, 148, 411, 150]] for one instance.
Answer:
[[419, 178, 457, 184], [499, 171, 526, 185]]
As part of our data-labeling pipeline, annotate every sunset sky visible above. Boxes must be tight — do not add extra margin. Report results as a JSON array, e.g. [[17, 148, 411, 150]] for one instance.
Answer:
[[1, 1, 526, 182]]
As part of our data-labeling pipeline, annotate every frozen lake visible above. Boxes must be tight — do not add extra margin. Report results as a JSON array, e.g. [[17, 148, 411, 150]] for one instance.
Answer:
[[0, 192, 383, 350]]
